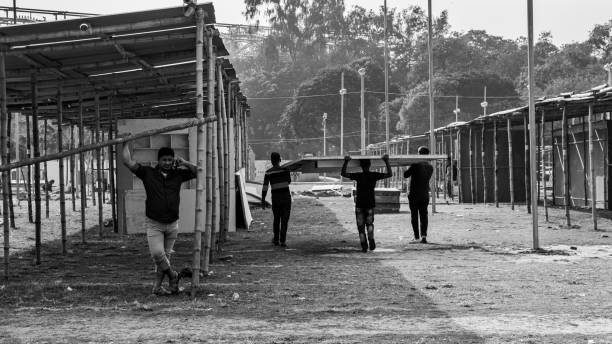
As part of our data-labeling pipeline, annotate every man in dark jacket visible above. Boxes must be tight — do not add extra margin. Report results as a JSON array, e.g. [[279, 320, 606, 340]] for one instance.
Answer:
[[262, 152, 292, 247], [341, 154, 392, 252], [404, 146, 434, 243]]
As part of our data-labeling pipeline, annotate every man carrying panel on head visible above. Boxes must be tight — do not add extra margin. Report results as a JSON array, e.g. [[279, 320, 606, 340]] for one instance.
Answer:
[[341, 154, 392, 252], [123, 143, 197, 295], [404, 146, 434, 244], [261, 152, 292, 247]]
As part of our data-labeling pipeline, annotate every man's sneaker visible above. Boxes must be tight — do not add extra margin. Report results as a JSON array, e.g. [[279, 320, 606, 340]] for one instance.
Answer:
[[280, 242, 287, 248], [272, 240, 280, 246], [369, 239, 376, 251], [409, 238, 421, 244], [152, 286, 172, 296], [420, 237, 428, 244], [361, 242, 368, 252]]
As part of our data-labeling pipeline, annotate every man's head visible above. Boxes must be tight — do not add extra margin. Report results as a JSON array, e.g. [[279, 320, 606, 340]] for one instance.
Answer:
[[270, 152, 281, 166], [418, 146, 430, 155], [158, 147, 175, 171], [360, 158, 371, 171]]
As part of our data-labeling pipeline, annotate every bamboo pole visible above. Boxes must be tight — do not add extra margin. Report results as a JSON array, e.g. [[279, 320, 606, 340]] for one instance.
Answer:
[[442, 135, 447, 200], [57, 87, 67, 255], [191, 9, 205, 295], [108, 98, 117, 233], [90, 130, 96, 207], [101, 129, 106, 205], [507, 118, 515, 210], [449, 130, 454, 201], [457, 129, 462, 203], [494, 120, 499, 207], [1, 52, 11, 281], [550, 118, 555, 206], [562, 106, 571, 226], [482, 123, 487, 204], [588, 105, 597, 230], [14, 112, 20, 209], [202, 30, 215, 274], [582, 117, 588, 206], [541, 110, 548, 222], [210, 109, 218, 257], [216, 65, 226, 253], [79, 92, 87, 243], [221, 82, 231, 244], [6, 111, 15, 228], [524, 115, 530, 213], [537, 120, 541, 202], [70, 122, 76, 211], [469, 127, 474, 204], [43, 118, 49, 218], [31, 73, 42, 265], [95, 95, 103, 236], [26, 110, 32, 223]]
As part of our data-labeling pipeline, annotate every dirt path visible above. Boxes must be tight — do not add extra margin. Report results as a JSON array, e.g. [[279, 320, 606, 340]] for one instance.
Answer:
[[1, 196, 611, 343]]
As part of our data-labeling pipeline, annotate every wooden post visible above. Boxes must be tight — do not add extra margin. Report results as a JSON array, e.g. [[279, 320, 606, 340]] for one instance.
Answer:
[[550, 118, 556, 206], [26, 111, 33, 223], [541, 110, 548, 222], [449, 130, 454, 201], [494, 120, 499, 207], [222, 83, 231, 243], [588, 105, 597, 230], [562, 106, 571, 226], [524, 115, 530, 213], [507, 118, 515, 210], [95, 95, 103, 236], [582, 117, 588, 206], [79, 92, 87, 242], [57, 87, 67, 255], [43, 118, 49, 218], [482, 123, 487, 204], [469, 127, 474, 203], [442, 134, 447, 200], [70, 122, 76, 211], [216, 65, 227, 251], [6, 111, 15, 228], [31, 73, 42, 265], [90, 130, 96, 206], [108, 98, 118, 233], [210, 100, 218, 256], [202, 25, 216, 276], [1, 52, 11, 280]]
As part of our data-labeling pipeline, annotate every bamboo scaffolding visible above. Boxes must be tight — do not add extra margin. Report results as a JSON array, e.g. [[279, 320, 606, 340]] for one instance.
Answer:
[[79, 92, 87, 243], [588, 105, 597, 230], [524, 115, 530, 213], [31, 73, 42, 265], [481, 123, 487, 204], [202, 30, 215, 275], [6, 110, 15, 228], [95, 95, 103, 237], [493, 120, 499, 207], [1, 52, 11, 281], [562, 107, 571, 226], [542, 110, 548, 221], [43, 118, 49, 218], [57, 88, 67, 255], [26, 110, 32, 223], [507, 118, 515, 210], [469, 127, 474, 204], [191, 9, 205, 296], [70, 122, 75, 211]]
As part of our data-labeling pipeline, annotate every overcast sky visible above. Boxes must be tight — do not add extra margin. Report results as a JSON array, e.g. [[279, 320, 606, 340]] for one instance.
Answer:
[[9, 0, 612, 45]]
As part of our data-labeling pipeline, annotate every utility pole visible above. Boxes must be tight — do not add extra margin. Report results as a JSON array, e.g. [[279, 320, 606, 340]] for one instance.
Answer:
[[340, 72, 346, 155], [427, 0, 436, 213], [359, 68, 366, 155], [453, 96, 460, 123], [527, 0, 539, 249], [322, 112, 327, 156], [384, 0, 390, 154]]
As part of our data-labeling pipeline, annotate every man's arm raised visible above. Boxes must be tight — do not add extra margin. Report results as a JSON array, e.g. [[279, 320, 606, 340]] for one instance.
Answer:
[[340, 155, 351, 178], [122, 142, 139, 173]]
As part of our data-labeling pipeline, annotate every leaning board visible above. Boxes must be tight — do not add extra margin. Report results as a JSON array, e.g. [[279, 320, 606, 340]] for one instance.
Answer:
[[281, 154, 448, 173]]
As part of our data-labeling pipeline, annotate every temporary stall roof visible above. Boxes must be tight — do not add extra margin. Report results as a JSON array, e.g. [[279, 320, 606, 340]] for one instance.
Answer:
[[0, 3, 247, 128], [282, 154, 448, 173]]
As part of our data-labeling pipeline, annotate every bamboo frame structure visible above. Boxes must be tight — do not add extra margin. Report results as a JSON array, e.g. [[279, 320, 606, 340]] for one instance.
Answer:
[[202, 30, 216, 275], [57, 88, 67, 254]]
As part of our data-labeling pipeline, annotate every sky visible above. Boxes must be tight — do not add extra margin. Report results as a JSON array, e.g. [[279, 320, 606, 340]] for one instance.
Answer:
[[7, 0, 612, 45]]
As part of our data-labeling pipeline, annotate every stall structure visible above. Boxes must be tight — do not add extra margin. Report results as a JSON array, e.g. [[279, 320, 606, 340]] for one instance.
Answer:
[[0, 4, 251, 293]]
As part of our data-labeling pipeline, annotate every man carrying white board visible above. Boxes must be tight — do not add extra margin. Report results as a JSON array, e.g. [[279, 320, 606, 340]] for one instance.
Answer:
[[123, 143, 197, 295], [341, 154, 392, 252]]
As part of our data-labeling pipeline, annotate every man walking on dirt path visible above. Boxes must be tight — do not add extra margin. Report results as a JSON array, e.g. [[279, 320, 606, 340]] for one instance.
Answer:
[[261, 152, 292, 247], [341, 154, 392, 252], [123, 143, 197, 296], [404, 146, 434, 244]]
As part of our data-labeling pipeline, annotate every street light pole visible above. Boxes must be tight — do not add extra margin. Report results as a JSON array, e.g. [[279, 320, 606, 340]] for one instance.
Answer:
[[384, 0, 390, 154], [359, 68, 366, 155], [340, 72, 347, 155], [322, 112, 327, 157]]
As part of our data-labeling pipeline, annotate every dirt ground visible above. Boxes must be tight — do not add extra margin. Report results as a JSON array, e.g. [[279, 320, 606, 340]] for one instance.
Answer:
[[1, 189, 611, 343]]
